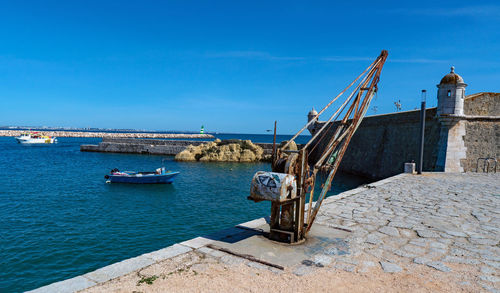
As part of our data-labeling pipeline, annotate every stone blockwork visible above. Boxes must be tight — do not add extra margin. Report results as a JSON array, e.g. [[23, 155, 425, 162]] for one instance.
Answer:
[[81, 138, 277, 156], [463, 121, 499, 172], [309, 92, 499, 179], [462, 93, 500, 172], [465, 93, 500, 116], [310, 108, 441, 179], [81, 139, 210, 155], [435, 119, 467, 172], [311, 173, 500, 291]]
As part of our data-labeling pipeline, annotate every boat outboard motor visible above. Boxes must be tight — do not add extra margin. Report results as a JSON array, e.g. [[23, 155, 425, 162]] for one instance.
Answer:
[[105, 168, 120, 179]]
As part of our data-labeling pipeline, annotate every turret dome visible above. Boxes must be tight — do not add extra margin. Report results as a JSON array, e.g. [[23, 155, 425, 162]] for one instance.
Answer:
[[308, 107, 318, 116], [440, 66, 464, 85]]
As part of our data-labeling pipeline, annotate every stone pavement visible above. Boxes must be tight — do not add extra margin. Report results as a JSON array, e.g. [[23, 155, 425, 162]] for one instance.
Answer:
[[314, 172, 500, 291], [30, 172, 500, 293]]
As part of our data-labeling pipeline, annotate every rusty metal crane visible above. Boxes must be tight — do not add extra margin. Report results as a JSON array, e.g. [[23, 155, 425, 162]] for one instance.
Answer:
[[248, 50, 389, 243]]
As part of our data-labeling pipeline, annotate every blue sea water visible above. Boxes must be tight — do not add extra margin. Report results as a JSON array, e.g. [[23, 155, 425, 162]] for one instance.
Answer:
[[0, 135, 367, 292]]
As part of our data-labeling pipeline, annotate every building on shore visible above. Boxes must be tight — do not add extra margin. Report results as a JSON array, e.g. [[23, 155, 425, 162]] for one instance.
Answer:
[[307, 67, 500, 180]]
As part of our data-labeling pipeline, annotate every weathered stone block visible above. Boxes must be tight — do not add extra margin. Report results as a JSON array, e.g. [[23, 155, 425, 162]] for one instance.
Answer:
[[142, 244, 192, 262], [84, 255, 154, 283], [26, 276, 96, 293]]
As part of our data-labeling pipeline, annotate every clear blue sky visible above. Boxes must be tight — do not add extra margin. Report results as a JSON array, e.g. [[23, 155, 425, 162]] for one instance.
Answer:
[[0, 0, 498, 134]]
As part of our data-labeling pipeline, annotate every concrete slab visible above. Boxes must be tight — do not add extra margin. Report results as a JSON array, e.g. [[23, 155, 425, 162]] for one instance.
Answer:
[[237, 217, 268, 229], [83, 255, 154, 283], [26, 276, 96, 293], [197, 246, 226, 258], [205, 226, 261, 244], [180, 237, 214, 249], [142, 244, 192, 262], [367, 173, 408, 187], [210, 223, 350, 267]]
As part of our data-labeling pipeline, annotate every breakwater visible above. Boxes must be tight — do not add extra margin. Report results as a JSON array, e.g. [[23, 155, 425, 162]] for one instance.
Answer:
[[0, 130, 213, 139], [81, 137, 277, 156]]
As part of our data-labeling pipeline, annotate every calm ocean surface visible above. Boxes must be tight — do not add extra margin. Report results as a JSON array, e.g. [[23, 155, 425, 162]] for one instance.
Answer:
[[0, 134, 368, 292]]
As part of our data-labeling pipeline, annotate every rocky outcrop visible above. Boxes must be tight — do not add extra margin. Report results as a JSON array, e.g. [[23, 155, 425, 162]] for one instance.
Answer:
[[175, 139, 267, 162]]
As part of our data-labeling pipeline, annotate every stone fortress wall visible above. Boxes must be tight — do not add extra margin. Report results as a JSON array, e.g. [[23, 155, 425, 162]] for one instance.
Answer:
[[308, 68, 499, 180], [310, 108, 441, 179], [461, 93, 500, 172]]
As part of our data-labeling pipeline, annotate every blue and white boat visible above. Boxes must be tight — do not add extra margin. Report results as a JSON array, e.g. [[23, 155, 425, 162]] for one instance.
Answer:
[[105, 167, 179, 184]]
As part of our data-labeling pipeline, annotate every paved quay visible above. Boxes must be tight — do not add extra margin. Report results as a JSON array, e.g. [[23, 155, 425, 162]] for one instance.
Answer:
[[30, 172, 500, 292]]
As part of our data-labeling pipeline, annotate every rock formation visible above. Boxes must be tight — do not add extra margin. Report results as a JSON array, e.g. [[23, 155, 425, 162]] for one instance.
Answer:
[[175, 139, 266, 162]]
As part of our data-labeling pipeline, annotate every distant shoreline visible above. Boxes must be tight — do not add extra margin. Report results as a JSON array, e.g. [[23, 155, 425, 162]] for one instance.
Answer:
[[0, 130, 214, 139]]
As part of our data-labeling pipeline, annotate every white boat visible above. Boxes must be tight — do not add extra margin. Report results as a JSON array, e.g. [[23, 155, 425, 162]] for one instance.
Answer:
[[15, 132, 57, 144]]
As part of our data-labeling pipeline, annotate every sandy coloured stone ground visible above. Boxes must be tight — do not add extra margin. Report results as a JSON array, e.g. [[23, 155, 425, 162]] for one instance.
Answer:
[[81, 249, 483, 293]]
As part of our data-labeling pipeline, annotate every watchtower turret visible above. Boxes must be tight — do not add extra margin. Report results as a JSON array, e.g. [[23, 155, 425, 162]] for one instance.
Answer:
[[435, 66, 468, 172], [307, 107, 318, 134], [437, 66, 467, 116]]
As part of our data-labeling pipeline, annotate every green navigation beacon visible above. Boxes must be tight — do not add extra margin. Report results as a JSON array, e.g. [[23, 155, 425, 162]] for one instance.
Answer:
[[200, 125, 204, 134]]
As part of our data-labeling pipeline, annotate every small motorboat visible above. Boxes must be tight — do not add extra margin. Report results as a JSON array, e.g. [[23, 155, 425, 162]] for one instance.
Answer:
[[105, 167, 179, 184], [15, 131, 57, 144]]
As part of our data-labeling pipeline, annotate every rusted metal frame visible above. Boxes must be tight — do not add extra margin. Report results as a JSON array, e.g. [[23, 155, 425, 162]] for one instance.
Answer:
[[350, 92, 361, 119], [297, 149, 308, 239], [313, 122, 346, 168], [313, 73, 377, 169], [353, 67, 384, 128], [305, 157, 339, 232], [314, 123, 355, 169], [305, 170, 317, 225], [303, 88, 356, 151], [341, 63, 379, 124], [353, 90, 362, 117], [314, 123, 349, 169], [303, 60, 381, 151], [303, 59, 381, 152], [293, 198, 300, 241], [341, 92, 361, 124], [305, 124, 358, 233], [306, 125, 356, 229], [293, 149, 304, 240], [270, 202, 279, 229], [311, 79, 371, 169], [271, 121, 277, 165], [272, 148, 282, 171], [312, 90, 373, 190], [306, 58, 381, 156], [284, 51, 386, 150], [281, 59, 378, 150], [306, 87, 382, 232], [315, 61, 377, 163], [306, 57, 387, 232], [307, 114, 342, 156], [319, 69, 377, 164]]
